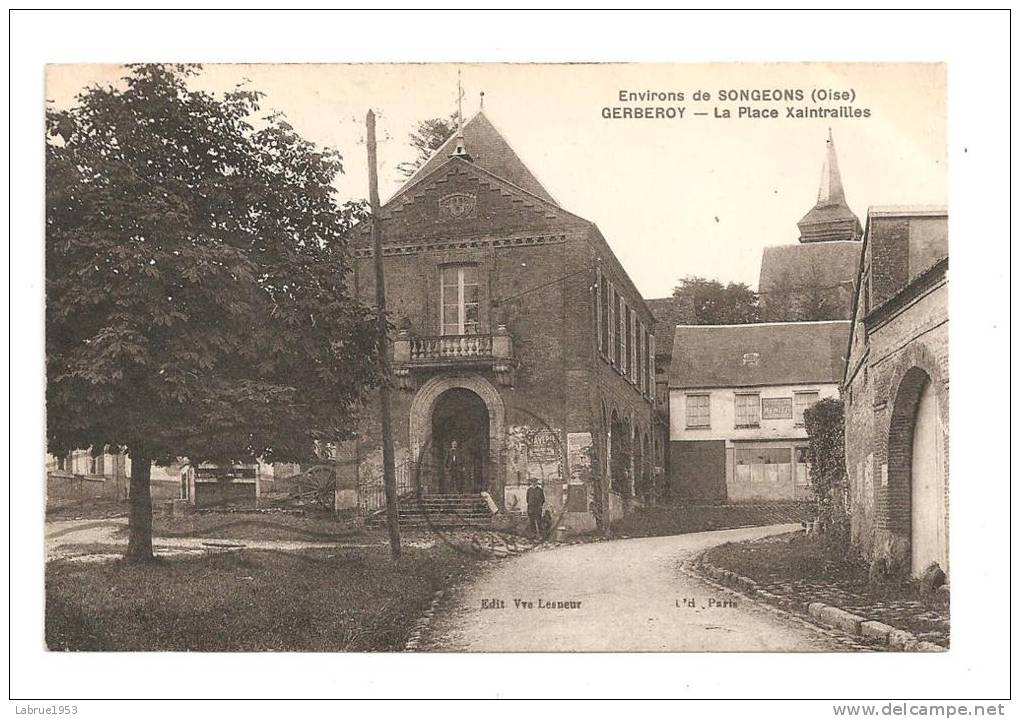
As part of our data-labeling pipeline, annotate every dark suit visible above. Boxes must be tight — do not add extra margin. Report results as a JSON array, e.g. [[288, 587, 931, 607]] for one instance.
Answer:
[[526, 485, 545, 537]]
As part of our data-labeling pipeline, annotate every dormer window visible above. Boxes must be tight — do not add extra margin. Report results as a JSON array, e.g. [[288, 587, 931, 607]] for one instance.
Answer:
[[440, 265, 480, 335]]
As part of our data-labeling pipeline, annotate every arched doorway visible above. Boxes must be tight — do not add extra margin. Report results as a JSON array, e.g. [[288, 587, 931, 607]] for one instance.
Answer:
[[910, 377, 948, 577], [609, 411, 631, 497], [431, 388, 489, 494], [887, 366, 948, 578], [408, 374, 506, 501]]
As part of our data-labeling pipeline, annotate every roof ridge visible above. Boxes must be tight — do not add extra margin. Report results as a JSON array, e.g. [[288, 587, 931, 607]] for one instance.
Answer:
[[391, 110, 557, 206], [675, 320, 851, 329]]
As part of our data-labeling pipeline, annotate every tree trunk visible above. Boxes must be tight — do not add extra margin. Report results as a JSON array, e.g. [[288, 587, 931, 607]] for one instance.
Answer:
[[127, 448, 154, 562]]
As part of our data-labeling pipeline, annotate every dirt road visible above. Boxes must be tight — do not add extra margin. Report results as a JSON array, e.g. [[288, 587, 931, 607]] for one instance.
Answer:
[[425, 524, 863, 652]]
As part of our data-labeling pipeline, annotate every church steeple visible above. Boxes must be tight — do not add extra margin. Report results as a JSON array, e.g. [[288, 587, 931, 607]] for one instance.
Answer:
[[450, 68, 472, 161], [796, 129, 862, 243]]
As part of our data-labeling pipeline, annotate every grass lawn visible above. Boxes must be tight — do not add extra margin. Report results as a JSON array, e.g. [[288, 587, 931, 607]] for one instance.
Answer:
[[703, 532, 949, 646], [46, 498, 128, 521], [611, 502, 814, 538], [46, 545, 480, 651], [704, 532, 882, 587], [148, 510, 366, 542]]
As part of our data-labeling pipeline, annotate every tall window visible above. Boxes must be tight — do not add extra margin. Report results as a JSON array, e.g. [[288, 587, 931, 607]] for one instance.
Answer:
[[638, 324, 646, 392], [734, 393, 760, 427], [648, 334, 656, 399], [595, 269, 604, 353], [440, 265, 479, 335], [629, 308, 638, 384], [686, 394, 710, 428], [619, 296, 627, 374], [600, 274, 610, 357], [795, 391, 820, 426], [608, 285, 617, 365]]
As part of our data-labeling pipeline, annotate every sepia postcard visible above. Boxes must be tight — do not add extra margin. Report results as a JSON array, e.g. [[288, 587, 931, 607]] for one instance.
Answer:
[[41, 60, 954, 658]]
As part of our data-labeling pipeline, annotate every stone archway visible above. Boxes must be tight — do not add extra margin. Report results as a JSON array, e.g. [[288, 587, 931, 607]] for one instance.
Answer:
[[409, 374, 506, 500], [887, 366, 949, 578]]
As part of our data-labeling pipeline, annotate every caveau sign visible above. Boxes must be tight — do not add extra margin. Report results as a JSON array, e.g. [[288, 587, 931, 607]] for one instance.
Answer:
[[761, 397, 793, 420]]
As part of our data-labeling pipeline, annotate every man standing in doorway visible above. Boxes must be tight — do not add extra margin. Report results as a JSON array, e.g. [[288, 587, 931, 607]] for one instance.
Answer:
[[526, 478, 545, 539], [445, 440, 465, 493]]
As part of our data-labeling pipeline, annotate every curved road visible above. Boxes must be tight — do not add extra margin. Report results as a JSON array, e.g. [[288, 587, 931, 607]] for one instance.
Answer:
[[425, 524, 861, 652]]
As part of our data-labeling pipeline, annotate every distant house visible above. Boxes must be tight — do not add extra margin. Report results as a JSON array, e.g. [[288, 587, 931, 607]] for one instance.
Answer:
[[667, 321, 849, 502], [46, 448, 184, 503], [843, 206, 948, 579], [758, 130, 862, 322]]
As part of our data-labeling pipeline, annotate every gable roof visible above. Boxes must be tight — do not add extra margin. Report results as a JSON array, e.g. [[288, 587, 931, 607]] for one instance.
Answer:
[[758, 241, 862, 294], [397, 111, 557, 205], [646, 297, 687, 355], [669, 320, 850, 389]]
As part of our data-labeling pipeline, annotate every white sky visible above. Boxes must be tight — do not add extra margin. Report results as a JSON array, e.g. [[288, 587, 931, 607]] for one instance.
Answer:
[[46, 62, 946, 298]]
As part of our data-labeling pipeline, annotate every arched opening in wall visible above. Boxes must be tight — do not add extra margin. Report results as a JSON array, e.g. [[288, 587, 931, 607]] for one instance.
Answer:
[[887, 366, 948, 578], [609, 411, 631, 497], [636, 431, 650, 504], [430, 388, 490, 495]]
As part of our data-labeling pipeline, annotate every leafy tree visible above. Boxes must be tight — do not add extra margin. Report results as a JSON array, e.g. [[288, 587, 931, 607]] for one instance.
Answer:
[[804, 397, 851, 559], [760, 259, 849, 322], [671, 276, 760, 325], [46, 64, 380, 561], [395, 114, 457, 179]]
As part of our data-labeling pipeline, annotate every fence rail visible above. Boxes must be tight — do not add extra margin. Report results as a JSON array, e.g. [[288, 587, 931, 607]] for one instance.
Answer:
[[356, 462, 415, 513]]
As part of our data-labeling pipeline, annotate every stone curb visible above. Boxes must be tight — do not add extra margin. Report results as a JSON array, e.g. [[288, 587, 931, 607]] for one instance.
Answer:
[[694, 556, 946, 652], [404, 587, 446, 651]]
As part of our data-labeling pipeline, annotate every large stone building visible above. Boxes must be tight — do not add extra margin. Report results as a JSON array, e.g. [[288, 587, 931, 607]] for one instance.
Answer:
[[667, 321, 848, 502], [843, 206, 948, 579], [339, 110, 657, 530], [758, 131, 862, 322]]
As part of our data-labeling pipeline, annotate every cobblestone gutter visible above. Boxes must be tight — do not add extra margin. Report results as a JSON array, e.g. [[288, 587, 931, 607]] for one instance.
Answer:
[[692, 551, 946, 652]]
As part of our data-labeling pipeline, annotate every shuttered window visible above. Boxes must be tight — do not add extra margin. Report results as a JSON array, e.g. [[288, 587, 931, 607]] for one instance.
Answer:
[[735, 394, 760, 427]]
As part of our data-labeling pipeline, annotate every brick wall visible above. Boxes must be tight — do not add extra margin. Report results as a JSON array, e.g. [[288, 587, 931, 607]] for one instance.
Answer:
[[343, 157, 653, 521], [844, 221, 948, 570]]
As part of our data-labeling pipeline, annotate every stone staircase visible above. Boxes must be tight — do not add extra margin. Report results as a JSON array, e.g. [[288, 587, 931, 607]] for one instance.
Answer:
[[366, 493, 495, 528]]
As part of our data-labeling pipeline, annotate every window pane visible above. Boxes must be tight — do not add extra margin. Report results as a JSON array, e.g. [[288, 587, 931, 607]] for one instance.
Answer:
[[460, 265, 477, 285], [464, 303, 479, 332], [463, 284, 479, 304], [795, 392, 820, 424], [735, 395, 760, 425]]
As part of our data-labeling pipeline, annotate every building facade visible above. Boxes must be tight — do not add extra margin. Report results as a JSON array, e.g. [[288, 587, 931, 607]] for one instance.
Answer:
[[667, 321, 848, 502], [843, 207, 948, 579], [339, 110, 656, 530]]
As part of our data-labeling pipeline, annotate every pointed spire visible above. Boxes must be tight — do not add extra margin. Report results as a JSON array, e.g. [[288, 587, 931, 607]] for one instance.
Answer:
[[816, 128, 846, 206], [451, 68, 471, 160], [796, 129, 861, 243]]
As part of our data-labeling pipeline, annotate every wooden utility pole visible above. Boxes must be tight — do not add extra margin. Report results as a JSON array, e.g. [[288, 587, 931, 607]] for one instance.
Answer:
[[366, 109, 401, 559]]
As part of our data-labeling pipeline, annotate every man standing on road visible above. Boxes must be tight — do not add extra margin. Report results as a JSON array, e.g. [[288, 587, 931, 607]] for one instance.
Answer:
[[526, 479, 545, 539]]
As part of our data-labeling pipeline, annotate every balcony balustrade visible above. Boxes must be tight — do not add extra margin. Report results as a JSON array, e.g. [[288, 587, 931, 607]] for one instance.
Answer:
[[393, 327, 516, 389], [409, 334, 494, 361]]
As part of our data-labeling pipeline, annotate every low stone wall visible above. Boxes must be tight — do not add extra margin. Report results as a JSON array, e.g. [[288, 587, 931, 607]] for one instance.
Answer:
[[47, 472, 121, 502]]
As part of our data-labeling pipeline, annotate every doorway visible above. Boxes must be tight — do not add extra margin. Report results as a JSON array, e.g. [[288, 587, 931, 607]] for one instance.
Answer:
[[431, 387, 490, 494], [910, 377, 948, 577]]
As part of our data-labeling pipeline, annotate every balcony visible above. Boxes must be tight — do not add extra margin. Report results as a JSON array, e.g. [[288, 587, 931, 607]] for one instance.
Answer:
[[408, 334, 494, 361], [393, 327, 516, 388]]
